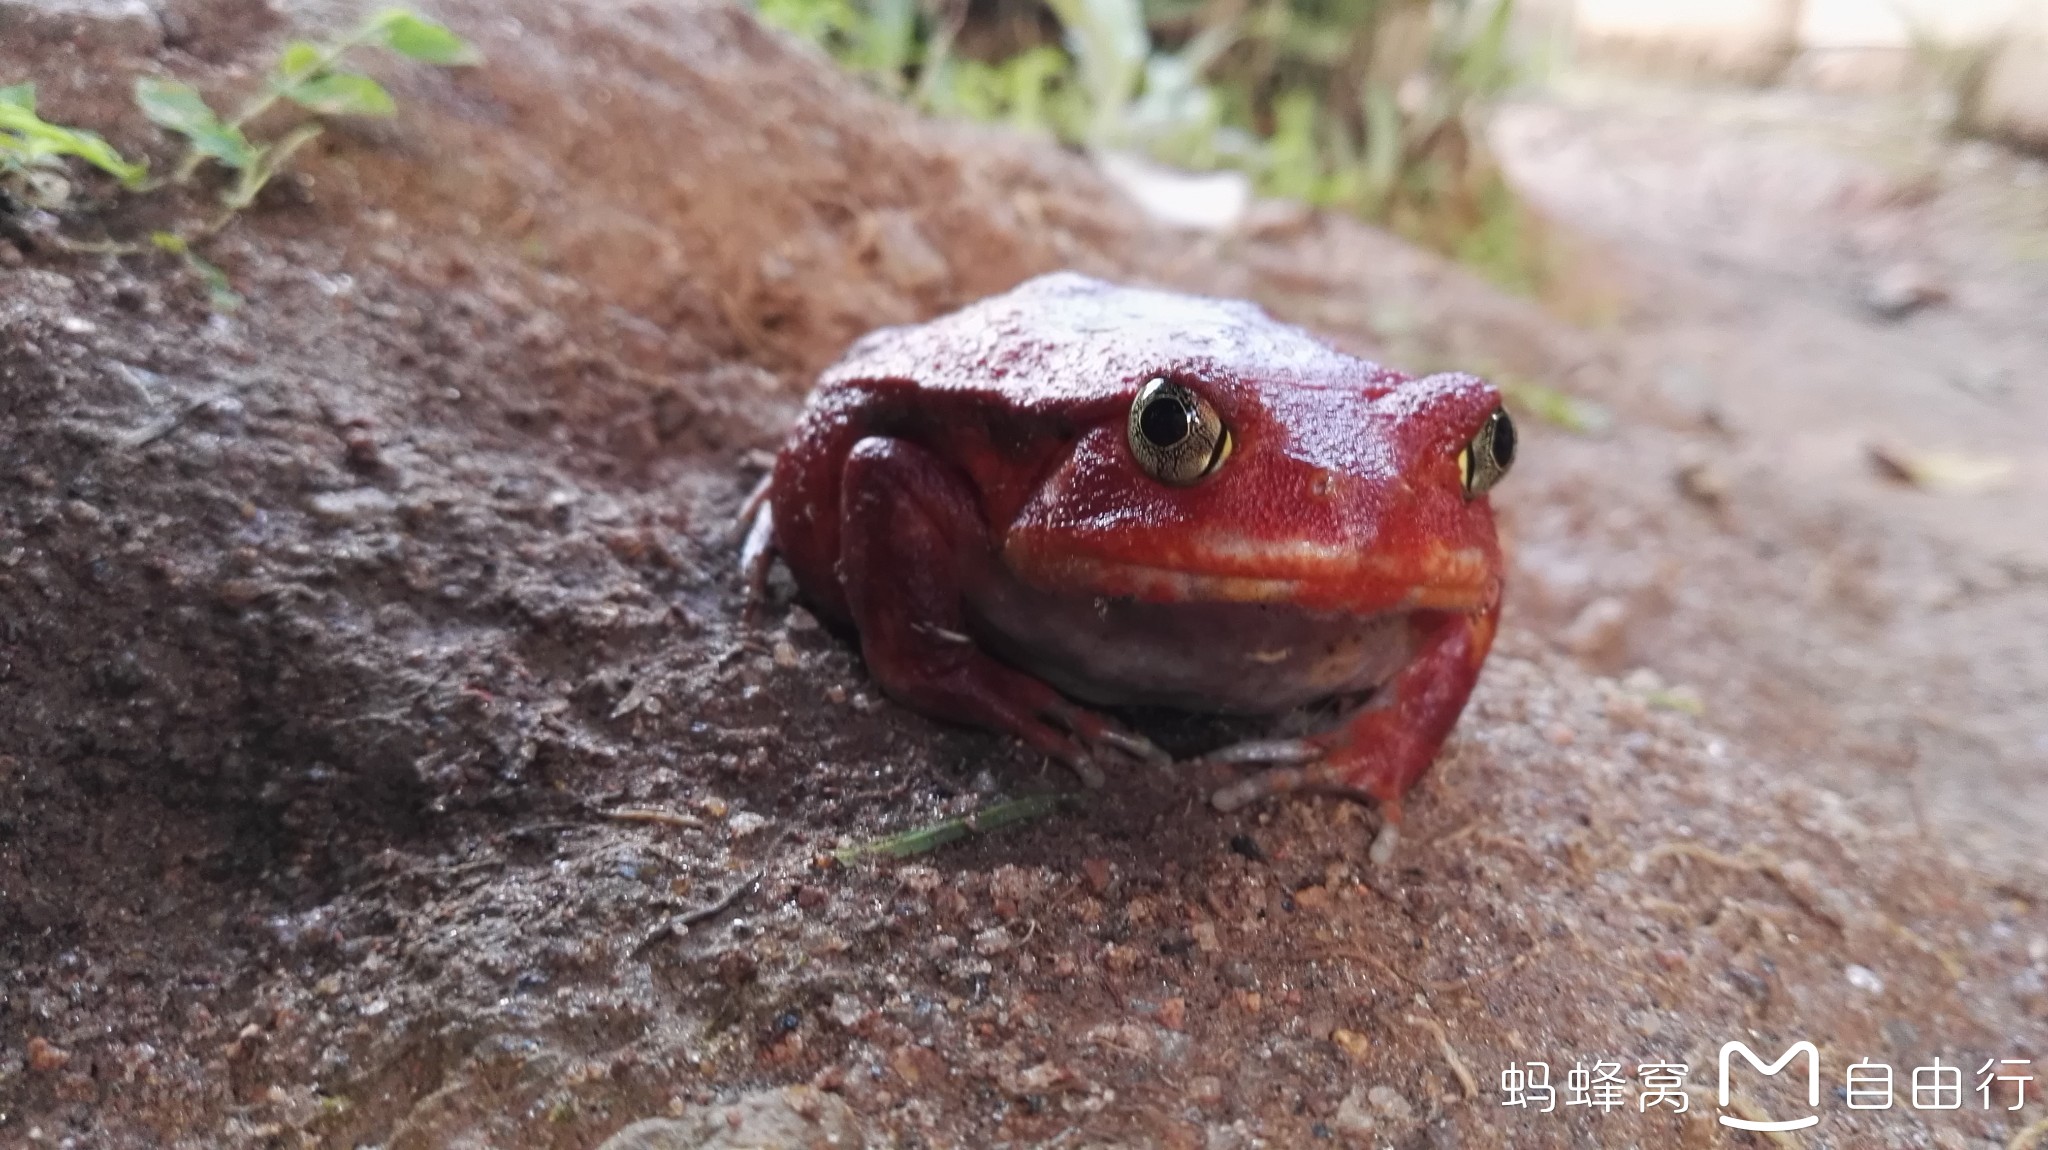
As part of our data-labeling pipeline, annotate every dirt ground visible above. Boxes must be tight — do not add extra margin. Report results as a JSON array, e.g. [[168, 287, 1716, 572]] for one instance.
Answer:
[[1, 2, 2044, 1148]]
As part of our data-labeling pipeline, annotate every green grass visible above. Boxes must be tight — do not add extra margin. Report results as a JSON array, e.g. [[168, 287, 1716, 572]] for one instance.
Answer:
[[752, 0, 1546, 292], [832, 793, 1069, 863]]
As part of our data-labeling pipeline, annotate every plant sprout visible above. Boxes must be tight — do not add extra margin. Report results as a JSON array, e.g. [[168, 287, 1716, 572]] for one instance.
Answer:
[[0, 8, 477, 308]]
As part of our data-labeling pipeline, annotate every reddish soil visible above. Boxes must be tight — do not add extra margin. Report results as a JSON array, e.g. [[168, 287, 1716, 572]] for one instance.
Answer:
[[1, 3, 2043, 1148]]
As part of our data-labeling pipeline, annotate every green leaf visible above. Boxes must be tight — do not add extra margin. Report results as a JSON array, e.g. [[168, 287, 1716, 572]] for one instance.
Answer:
[[275, 40, 329, 84], [149, 231, 189, 254], [369, 10, 480, 65], [0, 103, 147, 187], [281, 71, 396, 117], [134, 77, 256, 170], [0, 83, 34, 112]]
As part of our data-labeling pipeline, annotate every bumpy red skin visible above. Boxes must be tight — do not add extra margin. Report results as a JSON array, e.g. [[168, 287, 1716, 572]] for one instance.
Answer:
[[767, 272, 1504, 814]]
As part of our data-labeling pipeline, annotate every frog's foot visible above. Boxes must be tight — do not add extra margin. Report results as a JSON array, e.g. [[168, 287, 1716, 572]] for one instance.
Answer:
[[1197, 740, 1405, 863], [1193, 606, 1499, 864], [736, 474, 777, 613], [1198, 736, 1380, 816], [1205, 745, 1332, 810]]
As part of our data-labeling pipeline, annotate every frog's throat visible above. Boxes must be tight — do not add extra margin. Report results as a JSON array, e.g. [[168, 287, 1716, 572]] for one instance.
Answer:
[[1001, 547, 1496, 616]]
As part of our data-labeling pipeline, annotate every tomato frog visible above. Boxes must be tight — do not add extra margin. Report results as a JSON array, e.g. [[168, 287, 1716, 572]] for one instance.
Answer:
[[741, 273, 1512, 860]]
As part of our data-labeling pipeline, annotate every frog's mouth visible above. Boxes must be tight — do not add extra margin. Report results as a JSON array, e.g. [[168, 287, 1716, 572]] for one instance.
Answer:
[[1001, 545, 1498, 618], [968, 561, 1475, 715]]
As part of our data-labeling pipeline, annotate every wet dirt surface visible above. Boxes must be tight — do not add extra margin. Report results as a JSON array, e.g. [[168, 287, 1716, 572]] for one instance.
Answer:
[[2, 3, 2045, 1147]]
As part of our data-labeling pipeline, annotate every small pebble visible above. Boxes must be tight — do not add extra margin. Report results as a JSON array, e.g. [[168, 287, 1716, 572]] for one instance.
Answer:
[[1863, 261, 1948, 320], [1334, 1087, 1376, 1135], [216, 577, 265, 607], [1675, 458, 1730, 508], [1367, 1085, 1412, 1121], [1561, 597, 1628, 661], [27, 1036, 70, 1072], [1157, 997, 1186, 1031], [308, 488, 397, 524], [1331, 1029, 1371, 1063], [1081, 857, 1112, 894], [343, 431, 382, 470]]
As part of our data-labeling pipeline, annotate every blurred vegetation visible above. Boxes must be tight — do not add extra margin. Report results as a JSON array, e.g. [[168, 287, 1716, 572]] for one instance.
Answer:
[[752, 0, 1545, 291]]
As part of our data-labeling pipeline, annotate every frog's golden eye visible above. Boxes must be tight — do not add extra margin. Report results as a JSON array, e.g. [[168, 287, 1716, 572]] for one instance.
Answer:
[[1457, 407, 1516, 499], [1128, 378, 1232, 486]]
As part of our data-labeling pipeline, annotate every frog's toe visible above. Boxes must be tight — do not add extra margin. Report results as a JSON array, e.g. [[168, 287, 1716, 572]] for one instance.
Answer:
[[1367, 819, 1400, 866], [737, 499, 777, 613], [1044, 701, 1169, 768], [997, 715, 1106, 789], [1090, 725, 1170, 766], [1210, 765, 1329, 812], [1195, 737, 1329, 811], [1195, 737, 1324, 768]]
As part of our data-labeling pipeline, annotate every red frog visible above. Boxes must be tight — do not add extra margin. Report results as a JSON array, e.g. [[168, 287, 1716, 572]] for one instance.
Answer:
[[742, 273, 1511, 856]]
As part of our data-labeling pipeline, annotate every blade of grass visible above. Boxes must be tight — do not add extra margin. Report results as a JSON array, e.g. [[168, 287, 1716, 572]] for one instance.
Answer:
[[833, 793, 1068, 864]]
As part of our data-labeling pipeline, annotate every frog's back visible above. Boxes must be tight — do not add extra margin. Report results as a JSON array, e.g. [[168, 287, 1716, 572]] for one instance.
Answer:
[[818, 272, 1371, 410]]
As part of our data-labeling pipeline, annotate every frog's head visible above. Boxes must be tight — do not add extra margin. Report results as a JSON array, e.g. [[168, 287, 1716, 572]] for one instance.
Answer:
[[989, 277, 1512, 616]]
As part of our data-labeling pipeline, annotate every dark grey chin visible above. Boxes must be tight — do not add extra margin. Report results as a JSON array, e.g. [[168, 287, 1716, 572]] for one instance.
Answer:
[[965, 568, 1418, 716]]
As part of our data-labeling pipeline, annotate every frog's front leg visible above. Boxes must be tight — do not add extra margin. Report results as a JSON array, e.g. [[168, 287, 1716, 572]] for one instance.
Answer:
[[836, 437, 1167, 787], [1200, 600, 1499, 860]]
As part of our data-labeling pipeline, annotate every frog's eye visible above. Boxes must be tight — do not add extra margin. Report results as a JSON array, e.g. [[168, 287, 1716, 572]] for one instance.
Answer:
[[1457, 407, 1516, 499], [1128, 377, 1232, 486]]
